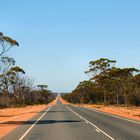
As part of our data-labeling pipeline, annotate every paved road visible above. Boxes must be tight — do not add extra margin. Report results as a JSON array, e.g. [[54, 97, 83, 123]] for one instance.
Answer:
[[2, 99, 140, 140]]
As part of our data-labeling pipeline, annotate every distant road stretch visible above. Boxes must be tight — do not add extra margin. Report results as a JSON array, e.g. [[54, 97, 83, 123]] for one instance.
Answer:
[[2, 99, 140, 140]]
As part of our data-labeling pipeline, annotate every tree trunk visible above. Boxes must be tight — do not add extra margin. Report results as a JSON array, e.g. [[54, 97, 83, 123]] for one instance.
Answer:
[[124, 94, 128, 107], [104, 91, 107, 105], [116, 93, 119, 105]]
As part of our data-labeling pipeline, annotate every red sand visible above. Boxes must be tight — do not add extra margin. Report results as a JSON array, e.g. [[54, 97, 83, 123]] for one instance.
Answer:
[[1, 97, 139, 139], [0, 99, 57, 139], [77, 104, 140, 121]]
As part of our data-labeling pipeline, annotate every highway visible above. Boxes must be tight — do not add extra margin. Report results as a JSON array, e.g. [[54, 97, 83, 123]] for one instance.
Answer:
[[2, 99, 140, 140]]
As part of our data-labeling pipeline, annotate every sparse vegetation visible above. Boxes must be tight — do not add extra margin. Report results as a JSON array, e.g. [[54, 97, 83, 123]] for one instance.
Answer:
[[0, 32, 55, 108]]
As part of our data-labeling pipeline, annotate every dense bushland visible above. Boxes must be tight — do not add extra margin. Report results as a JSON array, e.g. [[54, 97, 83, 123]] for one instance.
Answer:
[[63, 58, 140, 106]]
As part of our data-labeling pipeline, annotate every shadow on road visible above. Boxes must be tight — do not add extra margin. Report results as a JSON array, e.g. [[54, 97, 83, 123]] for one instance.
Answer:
[[47, 111, 69, 113], [0, 119, 83, 126]]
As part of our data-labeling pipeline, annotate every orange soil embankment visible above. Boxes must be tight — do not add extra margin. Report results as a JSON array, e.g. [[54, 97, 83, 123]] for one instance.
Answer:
[[60, 97, 140, 122], [59, 96, 69, 104], [76, 104, 140, 122], [0, 99, 57, 139]]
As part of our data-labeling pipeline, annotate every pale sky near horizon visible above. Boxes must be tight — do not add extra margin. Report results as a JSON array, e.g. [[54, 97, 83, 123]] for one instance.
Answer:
[[1, 0, 140, 92]]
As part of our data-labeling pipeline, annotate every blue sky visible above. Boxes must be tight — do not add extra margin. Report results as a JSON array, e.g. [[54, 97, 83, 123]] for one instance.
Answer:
[[1, 0, 140, 92]]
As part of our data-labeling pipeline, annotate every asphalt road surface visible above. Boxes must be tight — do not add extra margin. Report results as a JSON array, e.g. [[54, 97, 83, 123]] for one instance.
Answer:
[[2, 99, 140, 140]]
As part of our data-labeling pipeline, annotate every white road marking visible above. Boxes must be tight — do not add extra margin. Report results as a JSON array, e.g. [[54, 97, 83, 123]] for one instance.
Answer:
[[85, 120, 89, 124], [19, 106, 51, 140], [95, 129, 100, 133], [67, 106, 115, 140], [82, 106, 140, 125]]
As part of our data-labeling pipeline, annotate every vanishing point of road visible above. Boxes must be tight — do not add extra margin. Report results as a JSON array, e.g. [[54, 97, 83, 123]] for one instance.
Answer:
[[2, 98, 140, 140]]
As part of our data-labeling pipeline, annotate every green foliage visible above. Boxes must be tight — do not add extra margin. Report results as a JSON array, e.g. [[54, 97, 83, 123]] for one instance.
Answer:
[[10, 66, 25, 74], [0, 32, 19, 56], [37, 84, 48, 90], [85, 58, 116, 80], [63, 58, 140, 106], [0, 32, 55, 108]]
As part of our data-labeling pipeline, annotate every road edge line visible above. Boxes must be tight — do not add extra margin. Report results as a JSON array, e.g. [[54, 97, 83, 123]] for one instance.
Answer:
[[19, 105, 51, 140], [80, 106, 140, 125], [67, 106, 115, 140]]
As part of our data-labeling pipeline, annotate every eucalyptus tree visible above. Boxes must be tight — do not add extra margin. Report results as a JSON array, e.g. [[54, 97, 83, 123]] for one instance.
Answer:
[[133, 74, 140, 105], [0, 32, 19, 96], [85, 58, 116, 79], [102, 67, 139, 106], [8, 66, 25, 102], [37, 84, 48, 90], [73, 81, 98, 103], [0, 32, 19, 56], [85, 58, 116, 104], [0, 57, 15, 96], [63, 58, 140, 106], [36, 84, 52, 104], [118, 68, 139, 106]]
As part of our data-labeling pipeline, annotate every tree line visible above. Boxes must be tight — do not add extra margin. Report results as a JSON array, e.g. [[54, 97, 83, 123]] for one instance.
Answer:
[[63, 58, 140, 106], [0, 32, 55, 108]]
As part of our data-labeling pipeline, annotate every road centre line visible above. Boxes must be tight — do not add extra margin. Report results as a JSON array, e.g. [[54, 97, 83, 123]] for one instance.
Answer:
[[19, 105, 51, 140], [67, 106, 115, 140]]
